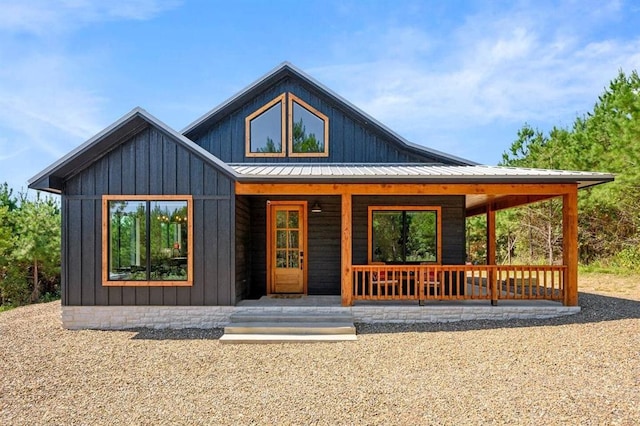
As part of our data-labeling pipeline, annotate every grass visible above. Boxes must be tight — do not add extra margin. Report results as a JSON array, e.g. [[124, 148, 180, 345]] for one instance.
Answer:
[[578, 271, 640, 297], [0, 305, 15, 313]]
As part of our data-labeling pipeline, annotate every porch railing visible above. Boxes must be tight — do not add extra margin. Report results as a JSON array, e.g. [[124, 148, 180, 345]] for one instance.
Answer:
[[351, 264, 566, 303]]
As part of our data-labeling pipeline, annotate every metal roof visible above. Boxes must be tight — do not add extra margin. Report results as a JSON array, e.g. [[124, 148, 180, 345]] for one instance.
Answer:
[[230, 163, 614, 188]]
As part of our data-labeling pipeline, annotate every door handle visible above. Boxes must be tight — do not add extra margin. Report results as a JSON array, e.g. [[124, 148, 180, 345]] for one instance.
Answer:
[[300, 251, 304, 270]]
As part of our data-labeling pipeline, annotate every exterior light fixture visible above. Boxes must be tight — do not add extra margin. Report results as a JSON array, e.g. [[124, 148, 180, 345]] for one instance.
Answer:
[[311, 202, 322, 213]]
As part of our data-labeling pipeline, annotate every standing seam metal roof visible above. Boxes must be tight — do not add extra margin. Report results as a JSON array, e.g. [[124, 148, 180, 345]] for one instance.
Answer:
[[229, 163, 614, 187]]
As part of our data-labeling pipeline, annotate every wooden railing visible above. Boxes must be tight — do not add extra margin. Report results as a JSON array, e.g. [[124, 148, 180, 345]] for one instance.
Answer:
[[351, 264, 566, 303]]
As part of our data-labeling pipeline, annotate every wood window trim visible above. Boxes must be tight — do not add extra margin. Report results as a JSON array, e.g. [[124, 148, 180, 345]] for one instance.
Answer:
[[367, 205, 442, 265], [245, 93, 286, 158], [102, 195, 194, 287], [287, 93, 329, 158]]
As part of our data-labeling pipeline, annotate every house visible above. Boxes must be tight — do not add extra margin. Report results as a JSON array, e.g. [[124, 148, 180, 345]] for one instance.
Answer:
[[29, 63, 613, 330]]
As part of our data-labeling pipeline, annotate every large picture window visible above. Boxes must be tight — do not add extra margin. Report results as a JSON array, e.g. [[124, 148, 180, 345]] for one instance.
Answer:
[[102, 195, 193, 286], [245, 93, 329, 158], [368, 206, 442, 264]]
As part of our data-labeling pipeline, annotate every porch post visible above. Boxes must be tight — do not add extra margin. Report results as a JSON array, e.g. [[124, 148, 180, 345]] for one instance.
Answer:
[[341, 192, 353, 306], [562, 186, 579, 306], [486, 204, 498, 306]]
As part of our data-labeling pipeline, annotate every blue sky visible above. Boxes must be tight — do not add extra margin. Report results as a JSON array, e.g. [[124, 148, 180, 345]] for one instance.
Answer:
[[1, 0, 639, 193]]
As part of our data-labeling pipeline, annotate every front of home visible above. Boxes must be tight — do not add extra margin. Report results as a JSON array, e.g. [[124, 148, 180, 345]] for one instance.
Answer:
[[29, 63, 613, 329]]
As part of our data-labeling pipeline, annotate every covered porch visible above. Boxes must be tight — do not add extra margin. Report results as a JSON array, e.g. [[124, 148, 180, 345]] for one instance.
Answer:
[[234, 164, 612, 308]]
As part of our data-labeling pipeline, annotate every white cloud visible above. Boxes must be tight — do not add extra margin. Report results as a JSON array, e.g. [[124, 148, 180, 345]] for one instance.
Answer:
[[0, 0, 181, 35], [312, 2, 640, 155], [0, 0, 180, 190]]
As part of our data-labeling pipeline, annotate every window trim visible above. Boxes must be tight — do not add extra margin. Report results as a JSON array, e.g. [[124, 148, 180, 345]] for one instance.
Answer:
[[287, 93, 330, 157], [102, 195, 194, 287], [367, 206, 442, 264], [245, 93, 286, 158]]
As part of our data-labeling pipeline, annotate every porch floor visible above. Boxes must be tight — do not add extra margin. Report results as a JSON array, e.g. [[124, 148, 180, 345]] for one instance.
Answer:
[[237, 295, 565, 308]]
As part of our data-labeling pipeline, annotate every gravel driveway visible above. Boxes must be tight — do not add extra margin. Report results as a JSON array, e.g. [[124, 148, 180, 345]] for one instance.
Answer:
[[1, 288, 639, 425]]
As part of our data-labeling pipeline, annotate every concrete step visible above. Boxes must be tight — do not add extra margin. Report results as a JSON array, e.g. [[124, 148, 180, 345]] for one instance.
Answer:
[[219, 333, 358, 344], [222, 310, 357, 343], [224, 322, 356, 335], [229, 312, 354, 324]]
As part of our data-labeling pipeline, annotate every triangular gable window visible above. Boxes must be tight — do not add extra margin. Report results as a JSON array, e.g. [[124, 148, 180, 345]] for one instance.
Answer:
[[245, 94, 286, 157], [288, 94, 329, 157], [246, 93, 329, 158]]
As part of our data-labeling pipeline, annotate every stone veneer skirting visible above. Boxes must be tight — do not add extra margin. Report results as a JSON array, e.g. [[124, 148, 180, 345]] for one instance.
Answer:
[[61, 304, 581, 330]]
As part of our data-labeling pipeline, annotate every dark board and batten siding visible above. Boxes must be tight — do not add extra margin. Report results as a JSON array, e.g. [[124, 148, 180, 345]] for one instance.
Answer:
[[192, 77, 442, 164], [235, 196, 251, 303], [63, 126, 235, 307]]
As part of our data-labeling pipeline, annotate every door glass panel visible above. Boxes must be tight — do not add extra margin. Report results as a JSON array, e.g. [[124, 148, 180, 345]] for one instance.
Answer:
[[276, 210, 286, 228], [276, 230, 287, 249], [288, 210, 299, 228], [289, 230, 299, 249], [276, 250, 287, 267], [288, 250, 299, 268]]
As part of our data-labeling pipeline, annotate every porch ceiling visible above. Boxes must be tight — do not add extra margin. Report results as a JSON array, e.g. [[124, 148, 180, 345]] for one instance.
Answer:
[[464, 193, 557, 216]]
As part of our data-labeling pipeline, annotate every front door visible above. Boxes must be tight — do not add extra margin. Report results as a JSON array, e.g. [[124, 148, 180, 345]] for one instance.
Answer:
[[268, 202, 307, 294]]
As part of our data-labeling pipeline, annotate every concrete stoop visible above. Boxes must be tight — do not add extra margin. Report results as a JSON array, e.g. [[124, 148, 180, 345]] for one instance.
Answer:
[[220, 311, 357, 343]]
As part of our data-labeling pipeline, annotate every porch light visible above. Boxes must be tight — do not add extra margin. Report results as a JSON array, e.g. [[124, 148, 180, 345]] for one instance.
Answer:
[[311, 202, 322, 213]]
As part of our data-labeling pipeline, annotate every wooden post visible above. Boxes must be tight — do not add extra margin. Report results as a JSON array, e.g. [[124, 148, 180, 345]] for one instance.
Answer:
[[563, 187, 579, 306], [487, 205, 498, 306], [341, 192, 353, 306]]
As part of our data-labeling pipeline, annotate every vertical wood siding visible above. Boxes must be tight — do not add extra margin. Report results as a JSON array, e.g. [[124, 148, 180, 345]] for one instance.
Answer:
[[63, 126, 235, 306], [191, 77, 444, 164], [234, 196, 251, 302]]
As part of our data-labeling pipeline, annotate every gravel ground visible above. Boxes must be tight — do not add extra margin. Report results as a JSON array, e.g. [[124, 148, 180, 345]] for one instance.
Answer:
[[1, 284, 639, 425]]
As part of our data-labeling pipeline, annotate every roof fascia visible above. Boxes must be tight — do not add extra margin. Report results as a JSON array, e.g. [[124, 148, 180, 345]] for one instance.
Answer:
[[232, 173, 614, 188]]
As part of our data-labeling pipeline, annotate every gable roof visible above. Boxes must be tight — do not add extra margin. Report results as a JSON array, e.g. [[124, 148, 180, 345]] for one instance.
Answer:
[[181, 62, 477, 166], [28, 108, 237, 194]]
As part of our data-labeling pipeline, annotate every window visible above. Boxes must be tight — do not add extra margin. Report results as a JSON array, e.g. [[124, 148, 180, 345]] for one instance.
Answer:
[[245, 94, 286, 157], [245, 93, 329, 157], [288, 94, 329, 157], [102, 195, 193, 286], [368, 206, 442, 264]]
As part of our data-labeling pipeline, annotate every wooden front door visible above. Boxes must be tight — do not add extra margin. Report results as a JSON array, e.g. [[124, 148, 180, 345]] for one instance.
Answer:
[[268, 202, 307, 294]]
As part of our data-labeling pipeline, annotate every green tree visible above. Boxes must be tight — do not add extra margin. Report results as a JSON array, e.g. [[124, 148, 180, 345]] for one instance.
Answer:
[[292, 119, 321, 153], [11, 192, 61, 303], [256, 137, 280, 153], [500, 70, 640, 269]]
